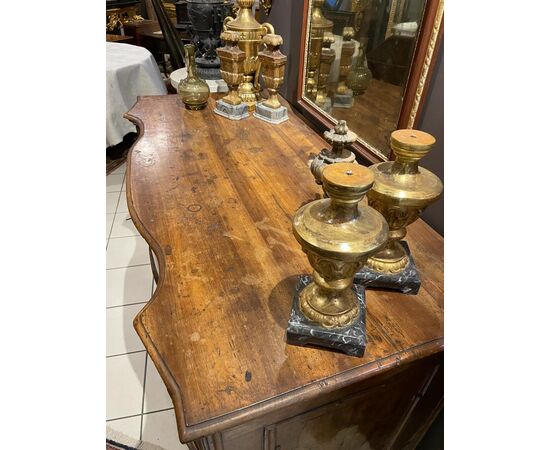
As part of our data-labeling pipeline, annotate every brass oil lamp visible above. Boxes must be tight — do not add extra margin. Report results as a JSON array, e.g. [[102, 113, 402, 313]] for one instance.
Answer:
[[287, 162, 388, 357], [306, 0, 333, 101], [355, 129, 443, 294], [309, 120, 357, 186], [254, 34, 289, 124], [314, 31, 336, 111], [223, 0, 274, 109], [214, 30, 249, 120]]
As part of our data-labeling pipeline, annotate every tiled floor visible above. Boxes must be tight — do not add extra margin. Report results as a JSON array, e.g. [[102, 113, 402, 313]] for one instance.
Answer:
[[106, 163, 189, 450]]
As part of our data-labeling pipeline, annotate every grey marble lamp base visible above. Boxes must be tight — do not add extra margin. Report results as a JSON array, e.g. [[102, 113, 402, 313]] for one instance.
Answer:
[[354, 241, 421, 295], [333, 90, 354, 108], [286, 275, 367, 357], [253, 102, 289, 124], [214, 100, 249, 121]]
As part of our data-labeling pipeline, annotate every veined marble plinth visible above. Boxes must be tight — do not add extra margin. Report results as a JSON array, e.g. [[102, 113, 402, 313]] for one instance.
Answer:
[[253, 102, 289, 124], [333, 90, 354, 109], [170, 68, 228, 93], [354, 241, 421, 295], [286, 275, 367, 357], [214, 99, 249, 121]]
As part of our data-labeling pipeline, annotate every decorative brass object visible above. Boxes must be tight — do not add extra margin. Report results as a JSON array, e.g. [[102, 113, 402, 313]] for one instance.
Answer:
[[292, 163, 388, 329], [214, 31, 249, 120], [106, 7, 144, 33], [314, 31, 336, 111], [354, 129, 442, 294], [336, 27, 356, 96], [253, 34, 289, 124], [346, 41, 372, 96], [178, 44, 211, 110], [260, 0, 273, 16], [309, 120, 357, 186], [223, 0, 274, 109], [305, 0, 333, 101]]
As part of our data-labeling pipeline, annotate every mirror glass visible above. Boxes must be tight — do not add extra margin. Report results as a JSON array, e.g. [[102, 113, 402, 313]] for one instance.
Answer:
[[303, 0, 427, 158]]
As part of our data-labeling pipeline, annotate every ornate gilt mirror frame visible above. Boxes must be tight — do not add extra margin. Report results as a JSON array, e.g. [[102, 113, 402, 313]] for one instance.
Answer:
[[296, 0, 444, 163]]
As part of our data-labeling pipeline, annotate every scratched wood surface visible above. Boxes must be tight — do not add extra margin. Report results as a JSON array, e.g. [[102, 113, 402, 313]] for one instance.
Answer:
[[125, 95, 443, 442]]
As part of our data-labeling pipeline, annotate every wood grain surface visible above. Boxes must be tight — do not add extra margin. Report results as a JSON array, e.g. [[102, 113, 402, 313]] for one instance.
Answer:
[[125, 94, 443, 443]]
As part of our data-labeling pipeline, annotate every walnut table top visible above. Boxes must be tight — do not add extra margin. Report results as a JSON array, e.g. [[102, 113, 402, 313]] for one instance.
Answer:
[[124, 95, 444, 442]]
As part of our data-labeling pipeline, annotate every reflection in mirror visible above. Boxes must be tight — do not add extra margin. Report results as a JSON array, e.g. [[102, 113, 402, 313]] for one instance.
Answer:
[[303, 0, 427, 158]]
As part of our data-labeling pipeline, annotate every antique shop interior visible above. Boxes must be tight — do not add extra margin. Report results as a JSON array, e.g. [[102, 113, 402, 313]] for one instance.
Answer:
[[106, 0, 444, 449]]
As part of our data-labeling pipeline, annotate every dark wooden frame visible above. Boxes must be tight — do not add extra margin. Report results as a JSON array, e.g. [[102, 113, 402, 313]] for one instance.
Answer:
[[295, 0, 444, 164]]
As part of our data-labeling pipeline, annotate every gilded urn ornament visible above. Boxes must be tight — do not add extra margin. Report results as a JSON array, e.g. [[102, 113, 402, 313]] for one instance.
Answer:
[[306, 0, 334, 101], [333, 26, 356, 108], [314, 31, 336, 112], [254, 34, 289, 124], [178, 44, 211, 110], [286, 163, 388, 357], [355, 129, 443, 294], [214, 30, 249, 120], [309, 120, 357, 187], [223, 0, 274, 109]]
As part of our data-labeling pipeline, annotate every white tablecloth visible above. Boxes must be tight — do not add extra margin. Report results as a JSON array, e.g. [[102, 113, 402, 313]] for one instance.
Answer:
[[106, 42, 167, 147]]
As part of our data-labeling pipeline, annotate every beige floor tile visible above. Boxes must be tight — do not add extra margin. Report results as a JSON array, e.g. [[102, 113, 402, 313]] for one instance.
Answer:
[[107, 265, 153, 307], [106, 352, 146, 420], [141, 409, 189, 450], [106, 303, 146, 357], [107, 236, 150, 269]]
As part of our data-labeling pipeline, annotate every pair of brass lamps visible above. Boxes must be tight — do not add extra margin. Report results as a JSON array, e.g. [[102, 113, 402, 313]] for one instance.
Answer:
[[288, 128, 443, 356]]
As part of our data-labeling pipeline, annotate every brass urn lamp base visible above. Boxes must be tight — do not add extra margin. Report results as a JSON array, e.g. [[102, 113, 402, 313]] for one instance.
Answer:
[[355, 241, 421, 295], [287, 275, 367, 357], [287, 162, 389, 357], [355, 129, 443, 294]]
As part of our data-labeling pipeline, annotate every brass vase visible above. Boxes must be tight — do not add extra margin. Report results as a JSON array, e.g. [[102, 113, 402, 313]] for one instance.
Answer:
[[292, 163, 388, 329], [178, 44, 211, 110], [223, 0, 274, 109], [309, 120, 357, 186], [364, 129, 443, 276]]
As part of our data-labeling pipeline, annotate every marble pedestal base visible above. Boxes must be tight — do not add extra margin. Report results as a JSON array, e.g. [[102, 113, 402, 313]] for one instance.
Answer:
[[286, 275, 367, 357], [253, 102, 289, 124], [333, 91, 354, 108], [214, 100, 249, 121], [354, 241, 420, 295]]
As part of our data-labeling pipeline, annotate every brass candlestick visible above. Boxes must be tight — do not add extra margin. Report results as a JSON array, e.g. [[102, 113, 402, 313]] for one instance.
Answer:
[[254, 34, 289, 124], [314, 32, 336, 111], [214, 30, 249, 120], [224, 0, 274, 110], [306, 0, 333, 101], [355, 129, 443, 294], [287, 163, 388, 356], [309, 120, 357, 186]]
